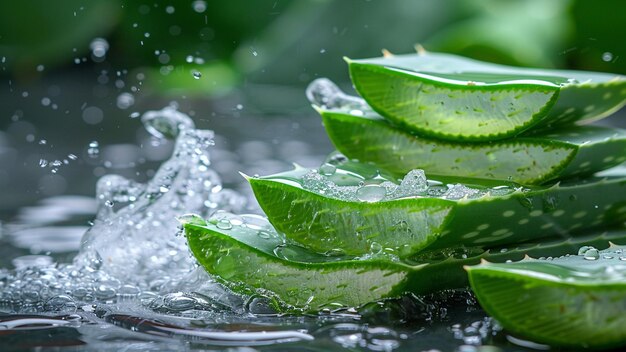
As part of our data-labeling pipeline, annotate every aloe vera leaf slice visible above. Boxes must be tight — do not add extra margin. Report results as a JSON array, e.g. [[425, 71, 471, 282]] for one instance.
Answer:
[[319, 107, 626, 185], [249, 162, 626, 258], [183, 213, 626, 311], [466, 244, 626, 349], [347, 52, 626, 141]]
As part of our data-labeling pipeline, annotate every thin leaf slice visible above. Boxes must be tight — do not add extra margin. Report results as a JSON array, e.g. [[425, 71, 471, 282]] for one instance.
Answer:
[[183, 213, 626, 312], [347, 51, 626, 141], [318, 104, 626, 185], [466, 244, 626, 349], [249, 160, 626, 258]]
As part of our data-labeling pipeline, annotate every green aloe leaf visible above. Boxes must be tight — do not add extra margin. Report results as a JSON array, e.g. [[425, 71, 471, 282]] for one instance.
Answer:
[[318, 105, 626, 185], [183, 212, 626, 312], [347, 51, 626, 141], [248, 160, 626, 258], [466, 244, 626, 349]]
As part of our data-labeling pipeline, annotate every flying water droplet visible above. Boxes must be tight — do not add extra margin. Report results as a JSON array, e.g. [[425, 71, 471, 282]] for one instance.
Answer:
[[90, 38, 109, 61], [192, 71, 202, 79], [192, 0, 207, 13], [116, 93, 135, 109], [87, 141, 100, 158]]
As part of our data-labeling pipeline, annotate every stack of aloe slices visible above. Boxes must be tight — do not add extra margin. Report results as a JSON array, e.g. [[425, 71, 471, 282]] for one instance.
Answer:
[[183, 50, 626, 348]]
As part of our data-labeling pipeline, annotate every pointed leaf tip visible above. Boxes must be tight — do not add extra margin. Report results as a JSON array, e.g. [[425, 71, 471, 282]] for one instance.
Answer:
[[311, 104, 324, 114], [414, 44, 426, 55], [176, 213, 207, 226], [238, 171, 252, 181], [381, 49, 394, 58], [342, 56, 352, 64]]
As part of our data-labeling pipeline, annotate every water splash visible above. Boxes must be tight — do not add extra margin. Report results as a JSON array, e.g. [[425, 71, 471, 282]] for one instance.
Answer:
[[306, 78, 370, 114], [75, 105, 246, 285], [1, 105, 246, 313], [299, 159, 502, 202]]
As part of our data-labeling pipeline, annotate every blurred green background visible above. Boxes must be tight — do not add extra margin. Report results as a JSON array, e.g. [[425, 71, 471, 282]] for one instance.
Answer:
[[1, 0, 625, 101], [1, 0, 625, 212]]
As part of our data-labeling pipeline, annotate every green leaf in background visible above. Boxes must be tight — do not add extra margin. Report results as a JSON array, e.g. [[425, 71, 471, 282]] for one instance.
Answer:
[[0, 0, 121, 73], [466, 244, 626, 349], [318, 104, 626, 184], [248, 159, 626, 258], [347, 51, 626, 141], [426, 0, 572, 68], [183, 212, 626, 311]]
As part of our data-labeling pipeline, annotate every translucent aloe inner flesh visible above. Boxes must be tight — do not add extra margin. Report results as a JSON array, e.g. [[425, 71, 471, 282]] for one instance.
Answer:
[[249, 158, 626, 257], [467, 245, 626, 349], [348, 52, 626, 141], [316, 102, 626, 184]]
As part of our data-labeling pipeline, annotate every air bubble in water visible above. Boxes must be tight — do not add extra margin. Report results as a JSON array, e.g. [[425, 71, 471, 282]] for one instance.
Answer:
[[43, 295, 77, 312]]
